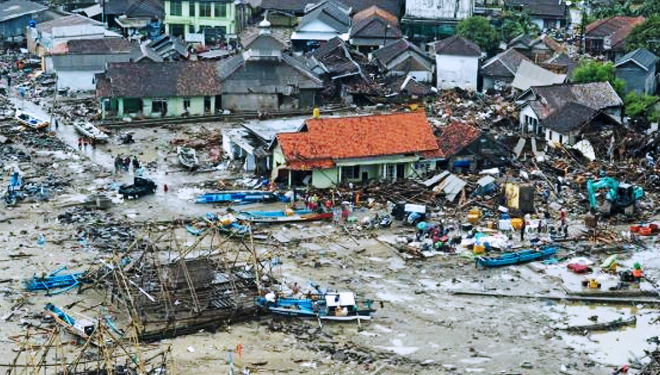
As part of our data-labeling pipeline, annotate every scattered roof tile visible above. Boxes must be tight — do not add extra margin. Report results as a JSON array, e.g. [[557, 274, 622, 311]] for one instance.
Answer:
[[276, 112, 441, 170]]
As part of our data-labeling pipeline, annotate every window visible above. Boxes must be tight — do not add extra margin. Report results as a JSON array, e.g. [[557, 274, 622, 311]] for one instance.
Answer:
[[171, 24, 184, 36], [341, 166, 360, 180], [189, 24, 195, 33], [215, 3, 226, 17], [558, 134, 563, 144], [189, 2, 195, 17], [414, 161, 432, 171], [152, 99, 167, 113], [183, 98, 191, 109], [200, 2, 212, 17], [170, 1, 182, 16]]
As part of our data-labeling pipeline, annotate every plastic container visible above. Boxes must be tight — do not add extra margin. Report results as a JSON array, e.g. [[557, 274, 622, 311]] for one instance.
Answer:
[[473, 244, 485, 254], [630, 225, 641, 233]]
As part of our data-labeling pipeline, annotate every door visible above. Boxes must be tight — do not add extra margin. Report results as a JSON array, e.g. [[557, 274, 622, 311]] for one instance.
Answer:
[[215, 95, 222, 112], [396, 164, 405, 180], [361, 171, 368, 185]]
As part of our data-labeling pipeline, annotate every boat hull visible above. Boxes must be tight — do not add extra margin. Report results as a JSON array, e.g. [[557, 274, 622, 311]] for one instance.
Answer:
[[477, 247, 557, 267], [15, 110, 49, 130]]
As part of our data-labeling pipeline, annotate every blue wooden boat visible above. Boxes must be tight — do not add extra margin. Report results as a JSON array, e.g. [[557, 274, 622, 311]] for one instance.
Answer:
[[195, 191, 278, 204], [186, 225, 206, 236], [238, 209, 333, 223], [256, 292, 375, 321], [476, 247, 557, 268], [24, 267, 88, 294], [44, 303, 97, 341], [203, 212, 250, 235]]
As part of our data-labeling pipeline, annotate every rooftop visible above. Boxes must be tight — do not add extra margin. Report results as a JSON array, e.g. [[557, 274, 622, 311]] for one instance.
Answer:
[[0, 0, 47, 23], [436, 121, 483, 158], [104, 0, 164, 18], [350, 6, 401, 40], [298, 0, 351, 34], [506, 0, 566, 18], [35, 14, 104, 33], [432, 35, 482, 57], [481, 48, 530, 77], [55, 38, 131, 55], [585, 16, 644, 51], [276, 112, 441, 170], [615, 48, 659, 71], [511, 60, 566, 91], [372, 38, 433, 66]]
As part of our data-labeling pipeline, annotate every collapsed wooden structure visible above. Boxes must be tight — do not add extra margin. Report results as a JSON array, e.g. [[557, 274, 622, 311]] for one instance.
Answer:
[[5, 325, 173, 375], [88, 224, 272, 341]]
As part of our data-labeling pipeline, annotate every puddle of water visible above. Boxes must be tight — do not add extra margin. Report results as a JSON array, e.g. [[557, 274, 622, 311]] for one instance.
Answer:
[[544, 304, 660, 365], [375, 338, 419, 355]]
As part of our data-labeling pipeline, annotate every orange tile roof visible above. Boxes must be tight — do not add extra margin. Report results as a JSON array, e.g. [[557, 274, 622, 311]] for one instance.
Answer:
[[436, 121, 483, 158], [277, 112, 441, 170]]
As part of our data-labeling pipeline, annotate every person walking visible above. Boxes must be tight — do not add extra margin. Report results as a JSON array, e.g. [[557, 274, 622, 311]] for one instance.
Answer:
[[114, 155, 122, 174], [78, 138, 82, 150], [123, 156, 131, 172], [132, 156, 139, 172], [82, 138, 88, 151], [520, 219, 526, 242], [91, 135, 97, 150]]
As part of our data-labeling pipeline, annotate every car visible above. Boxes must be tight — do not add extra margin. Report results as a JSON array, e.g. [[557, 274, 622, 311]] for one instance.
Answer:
[[118, 177, 157, 199]]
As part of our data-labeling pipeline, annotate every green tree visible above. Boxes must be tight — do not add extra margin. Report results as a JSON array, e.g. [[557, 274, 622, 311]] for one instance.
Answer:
[[572, 60, 626, 95], [502, 11, 540, 41], [638, 0, 660, 17], [627, 16, 660, 56], [590, 0, 637, 19], [456, 16, 501, 55], [625, 92, 659, 125]]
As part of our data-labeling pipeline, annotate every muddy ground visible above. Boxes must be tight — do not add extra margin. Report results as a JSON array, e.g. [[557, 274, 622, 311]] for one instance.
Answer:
[[0, 96, 658, 375]]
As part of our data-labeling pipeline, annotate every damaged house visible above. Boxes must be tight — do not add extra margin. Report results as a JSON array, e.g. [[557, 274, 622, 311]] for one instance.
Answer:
[[307, 36, 376, 104], [96, 22, 322, 118], [615, 48, 658, 95], [372, 38, 434, 83], [480, 47, 531, 91], [271, 112, 442, 188], [437, 121, 511, 172], [517, 82, 623, 145]]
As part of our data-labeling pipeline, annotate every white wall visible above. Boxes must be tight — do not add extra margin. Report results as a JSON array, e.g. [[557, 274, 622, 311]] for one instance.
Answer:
[[57, 70, 98, 91], [519, 105, 538, 132], [405, 0, 472, 20], [436, 54, 478, 91]]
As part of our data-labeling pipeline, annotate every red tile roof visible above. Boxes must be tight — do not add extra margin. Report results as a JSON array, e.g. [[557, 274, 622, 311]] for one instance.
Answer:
[[277, 112, 441, 170], [436, 121, 482, 158]]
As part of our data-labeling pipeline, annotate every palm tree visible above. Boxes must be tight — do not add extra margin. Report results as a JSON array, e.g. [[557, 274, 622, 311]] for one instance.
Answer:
[[502, 11, 540, 42]]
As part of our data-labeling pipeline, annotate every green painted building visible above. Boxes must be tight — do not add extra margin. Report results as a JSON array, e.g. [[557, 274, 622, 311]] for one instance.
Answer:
[[164, 0, 242, 44]]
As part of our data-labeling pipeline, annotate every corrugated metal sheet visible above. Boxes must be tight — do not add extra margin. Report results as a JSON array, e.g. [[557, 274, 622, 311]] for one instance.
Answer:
[[432, 171, 466, 201]]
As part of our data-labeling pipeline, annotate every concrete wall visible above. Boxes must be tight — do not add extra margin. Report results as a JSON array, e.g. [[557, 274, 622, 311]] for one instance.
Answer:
[[57, 70, 98, 91], [481, 75, 512, 92], [164, 0, 237, 43], [436, 54, 478, 91], [106, 96, 208, 118], [222, 93, 279, 111], [545, 128, 577, 145], [520, 105, 539, 133], [52, 53, 131, 71], [0, 14, 33, 39]]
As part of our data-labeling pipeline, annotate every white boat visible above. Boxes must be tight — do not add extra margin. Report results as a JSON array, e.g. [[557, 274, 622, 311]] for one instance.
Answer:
[[177, 146, 199, 169], [15, 110, 49, 130], [73, 122, 109, 142]]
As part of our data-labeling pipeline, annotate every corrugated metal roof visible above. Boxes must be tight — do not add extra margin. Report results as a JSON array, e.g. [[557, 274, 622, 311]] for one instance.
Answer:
[[433, 172, 466, 202]]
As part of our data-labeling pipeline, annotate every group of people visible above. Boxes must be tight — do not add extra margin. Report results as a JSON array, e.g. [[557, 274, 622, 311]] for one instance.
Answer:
[[519, 209, 569, 241], [77, 136, 98, 150], [114, 155, 142, 175]]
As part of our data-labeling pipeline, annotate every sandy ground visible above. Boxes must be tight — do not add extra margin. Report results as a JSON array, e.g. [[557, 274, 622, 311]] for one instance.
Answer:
[[0, 96, 658, 375]]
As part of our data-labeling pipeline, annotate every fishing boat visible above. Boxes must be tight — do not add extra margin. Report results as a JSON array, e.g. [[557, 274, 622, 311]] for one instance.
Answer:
[[73, 122, 109, 143], [205, 212, 250, 235], [238, 208, 333, 223], [257, 291, 375, 321], [476, 247, 557, 268], [195, 190, 279, 204], [24, 266, 88, 294], [15, 110, 49, 130], [44, 303, 97, 342], [177, 146, 199, 169]]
